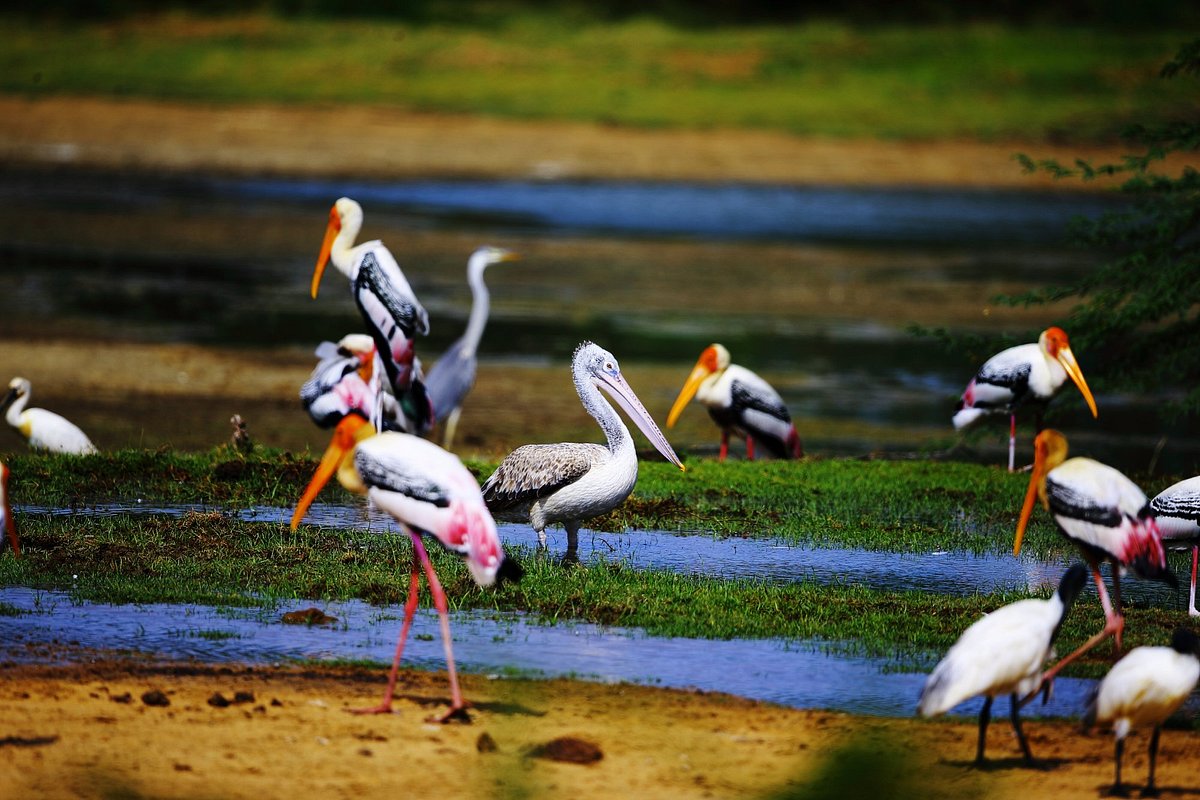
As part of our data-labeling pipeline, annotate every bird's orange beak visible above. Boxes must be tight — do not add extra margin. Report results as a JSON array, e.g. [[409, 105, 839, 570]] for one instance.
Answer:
[[666, 363, 711, 428], [1055, 345, 1098, 419], [290, 414, 372, 531], [311, 205, 342, 300], [1014, 430, 1066, 556]]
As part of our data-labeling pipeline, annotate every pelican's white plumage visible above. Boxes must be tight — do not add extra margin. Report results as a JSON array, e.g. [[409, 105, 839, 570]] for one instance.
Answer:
[[312, 197, 433, 434], [918, 564, 1087, 764], [953, 327, 1097, 470], [1150, 475, 1200, 616], [667, 343, 801, 461], [424, 246, 519, 449], [482, 341, 684, 556], [3, 377, 97, 455], [1084, 627, 1200, 796]]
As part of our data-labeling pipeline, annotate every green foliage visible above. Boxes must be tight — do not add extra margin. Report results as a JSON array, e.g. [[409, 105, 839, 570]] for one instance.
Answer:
[[1000, 40, 1200, 416]]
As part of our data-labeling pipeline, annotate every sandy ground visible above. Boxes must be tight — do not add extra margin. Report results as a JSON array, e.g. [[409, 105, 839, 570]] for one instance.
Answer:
[[3, 658, 1198, 800], [4, 96, 1200, 798]]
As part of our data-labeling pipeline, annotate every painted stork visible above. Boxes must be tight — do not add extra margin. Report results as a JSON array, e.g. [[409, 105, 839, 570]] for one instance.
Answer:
[[290, 416, 520, 722], [300, 334, 388, 432], [1083, 627, 1200, 797], [1150, 476, 1200, 617], [953, 327, 1098, 471], [311, 197, 433, 434], [918, 564, 1087, 765], [666, 343, 802, 461], [424, 246, 520, 450], [482, 341, 685, 557], [2, 377, 97, 455], [1, 461, 18, 558], [1014, 430, 1173, 686]]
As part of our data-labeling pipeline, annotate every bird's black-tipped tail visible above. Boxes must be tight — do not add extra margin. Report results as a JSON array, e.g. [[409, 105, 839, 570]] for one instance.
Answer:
[[496, 555, 524, 586], [1172, 626, 1200, 657]]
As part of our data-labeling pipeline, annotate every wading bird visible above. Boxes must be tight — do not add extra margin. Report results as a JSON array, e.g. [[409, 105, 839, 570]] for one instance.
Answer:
[[1083, 627, 1200, 797], [953, 327, 1098, 471], [666, 343, 802, 461], [1150, 476, 1200, 617], [290, 416, 520, 722], [300, 334, 386, 432], [918, 564, 1087, 765], [2, 377, 97, 455], [1, 461, 18, 557], [311, 197, 433, 434], [1014, 430, 1173, 685], [424, 246, 520, 450], [482, 341, 685, 558]]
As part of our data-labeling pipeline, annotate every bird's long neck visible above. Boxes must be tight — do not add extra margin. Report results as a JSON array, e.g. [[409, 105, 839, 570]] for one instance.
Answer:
[[460, 259, 491, 360], [329, 218, 362, 278], [575, 372, 632, 457], [4, 391, 26, 427]]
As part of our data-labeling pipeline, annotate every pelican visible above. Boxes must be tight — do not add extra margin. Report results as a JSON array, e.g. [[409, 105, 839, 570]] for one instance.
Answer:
[[1, 461, 18, 557], [953, 327, 1098, 471], [1149, 475, 1200, 617], [2, 377, 97, 455], [312, 197, 433, 434], [424, 246, 520, 450], [290, 416, 520, 722], [482, 341, 685, 557], [1014, 430, 1173, 686], [917, 564, 1087, 765], [1083, 627, 1200, 797], [666, 343, 802, 461]]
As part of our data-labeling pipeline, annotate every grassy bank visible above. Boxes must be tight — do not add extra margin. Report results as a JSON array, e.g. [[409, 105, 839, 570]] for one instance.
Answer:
[[2, 13, 1191, 141], [1, 448, 1193, 679]]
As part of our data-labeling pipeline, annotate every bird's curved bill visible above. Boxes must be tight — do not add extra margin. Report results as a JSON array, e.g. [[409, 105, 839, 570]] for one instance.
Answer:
[[595, 371, 685, 470], [289, 414, 372, 531], [311, 206, 342, 300], [1056, 346, 1098, 419], [1013, 437, 1053, 556], [666, 362, 712, 428]]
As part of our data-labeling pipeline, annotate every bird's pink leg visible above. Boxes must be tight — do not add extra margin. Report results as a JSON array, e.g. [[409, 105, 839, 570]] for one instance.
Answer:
[[718, 432, 729, 462], [1033, 565, 1123, 695], [411, 533, 470, 723], [1187, 545, 1199, 616], [352, 553, 422, 715], [1008, 414, 1016, 473], [746, 437, 756, 461]]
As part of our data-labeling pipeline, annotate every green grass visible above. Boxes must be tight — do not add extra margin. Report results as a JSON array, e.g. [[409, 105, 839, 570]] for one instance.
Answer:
[[2, 12, 1192, 141], [0, 455, 1193, 680]]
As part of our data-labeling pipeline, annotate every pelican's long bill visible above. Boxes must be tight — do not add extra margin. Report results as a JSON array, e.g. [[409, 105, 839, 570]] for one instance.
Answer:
[[1013, 429, 1068, 556], [290, 414, 374, 531], [1, 462, 17, 558], [311, 203, 343, 300], [1055, 345, 1099, 419], [594, 370, 685, 471], [666, 360, 712, 429]]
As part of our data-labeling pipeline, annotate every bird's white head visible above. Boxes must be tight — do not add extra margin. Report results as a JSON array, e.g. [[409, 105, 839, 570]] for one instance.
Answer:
[[667, 343, 729, 428], [2, 377, 29, 410], [1014, 429, 1070, 556], [469, 245, 520, 277], [1039, 327, 1098, 419], [311, 197, 365, 299], [573, 341, 685, 470]]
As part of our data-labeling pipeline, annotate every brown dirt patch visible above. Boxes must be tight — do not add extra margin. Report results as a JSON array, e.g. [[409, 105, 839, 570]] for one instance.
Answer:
[[2, 659, 1198, 799]]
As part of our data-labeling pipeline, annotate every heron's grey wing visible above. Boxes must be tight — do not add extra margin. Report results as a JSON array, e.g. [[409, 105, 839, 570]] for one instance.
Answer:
[[481, 443, 606, 512], [424, 338, 476, 418]]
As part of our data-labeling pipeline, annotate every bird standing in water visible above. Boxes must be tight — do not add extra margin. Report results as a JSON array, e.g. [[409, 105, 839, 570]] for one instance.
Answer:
[[482, 341, 684, 559]]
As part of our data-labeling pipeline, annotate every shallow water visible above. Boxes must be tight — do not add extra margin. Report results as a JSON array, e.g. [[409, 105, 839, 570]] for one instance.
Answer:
[[0, 586, 1126, 719]]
